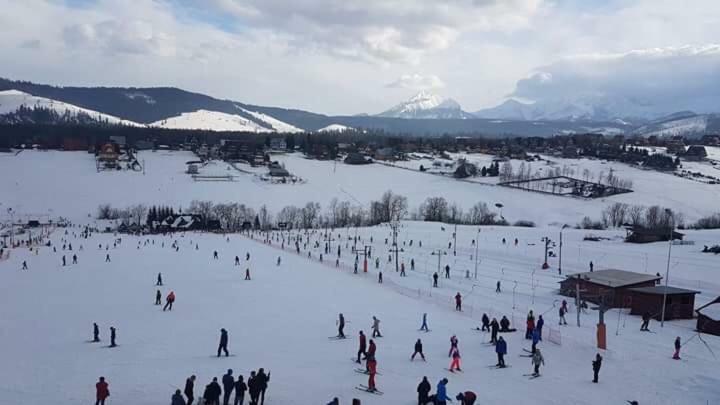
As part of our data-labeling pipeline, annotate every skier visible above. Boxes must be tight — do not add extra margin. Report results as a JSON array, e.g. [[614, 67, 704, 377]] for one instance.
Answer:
[[417, 376, 431, 405], [22, 260, 28, 270], [235, 256, 240, 266], [184, 375, 196, 405], [448, 335, 459, 357], [531, 327, 540, 354], [536, 315, 544, 340], [411, 258, 415, 270], [420, 313, 429, 332], [371, 316, 382, 337], [500, 316, 512, 332], [673, 336, 681, 360], [217, 328, 229, 357], [514, 238, 518, 246], [62, 255, 66, 266], [589, 261, 594, 272], [366, 339, 377, 372], [411, 338, 426, 361], [356, 331, 367, 363], [337, 313, 346, 338], [233, 375, 247, 405], [95, 376, 110, 405], [531, 348, 545, 376], [105, 253, 111, 262], [444, 264, 450, 279], [400, 262, 406, 277], [375, 257, 380, 269], [172, 389, 186, 405], [214, 251, 219, 260], [490, 318, 499, 344], [435, 378, 451, 405], [366, 354, 378, 392], [640, 311, 651, 331], [455, 292, 462, 311], [495, 336, 507, 367], [93, 322, 100, 342], [456, 391, 477, 405], [433, 272, 439, 288], [496, 281, 501, 293], [73, 254, 78, 264], [163, 291, 176, 311], [222, 369, 235, 405], [481, 313, 490, 331], [502, 238, 506, 244], [109, 326, 117, 347], [277, 256, 281, 266], [245, 268, 251, 280], [559, 305, 568, 325], [378, 272, 383, 283], [592, 353, 602, 383], [246, 252, 250, 261], [155, 290, 162, 305], [157, 272, 163, 286], [525, 310, 535, 340]]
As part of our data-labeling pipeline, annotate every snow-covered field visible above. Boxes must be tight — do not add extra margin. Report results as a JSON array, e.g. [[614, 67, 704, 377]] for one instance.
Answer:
[[1, 223, 720, 404], [2, 150, 720, 227]]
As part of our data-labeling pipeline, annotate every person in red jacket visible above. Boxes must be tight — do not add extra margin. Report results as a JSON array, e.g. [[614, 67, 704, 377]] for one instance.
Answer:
[[95, 376, 109, 405], [366, 339, 376, 371], [366, 354, 378, 392], [456, 391, 477, 405], [163, 291, 175, 311]]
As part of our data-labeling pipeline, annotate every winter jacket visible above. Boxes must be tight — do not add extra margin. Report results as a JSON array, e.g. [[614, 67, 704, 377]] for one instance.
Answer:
[[436, 380, 451, 401], [222, 373, 235, 391], [451, 347, 461, 359], [495, 339, 507, 355], [481, 314, 490, 326], [675, 338, 681, 350], [184, 378, 194, 397], [490, 320, 499, 333], [527, 318, 535, 330], [461, 391, 477, 404], [171, 392, 186, 405], [531, 351, 545, 366], [96, 381, 109, 400], [537, 317, 544, 330], [256, 371, 270, 390], [359, 334, 367, 349], [368, 341, 377, 357], [592, 356, 602, 371], [500, 317, 510, 330], [220, 330, 228, 345], [204, 382, 221, 400], [167, 291, 175, 302], [455, 294, 462, 304], [234, 379, 247, 394], [415, 341, 423, 353], [417, 379, 431, 400], [248, 377, 260, 397], [532, 329, 540, 345]]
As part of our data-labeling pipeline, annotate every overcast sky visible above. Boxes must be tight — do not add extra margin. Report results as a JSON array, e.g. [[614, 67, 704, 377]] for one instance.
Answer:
[[1, 0, 719, 115]]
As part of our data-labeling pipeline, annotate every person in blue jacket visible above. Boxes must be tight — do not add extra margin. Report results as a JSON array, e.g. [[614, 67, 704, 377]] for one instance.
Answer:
[[536, 315, 544, 341], [436, 378, 451, 405], [495, 336, 507, 367], [531, 327, 540, 354]]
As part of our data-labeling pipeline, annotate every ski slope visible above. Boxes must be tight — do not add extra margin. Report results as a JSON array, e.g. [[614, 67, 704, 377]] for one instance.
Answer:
[[151, 110, 273, 132], [1, 223, 719, 404]]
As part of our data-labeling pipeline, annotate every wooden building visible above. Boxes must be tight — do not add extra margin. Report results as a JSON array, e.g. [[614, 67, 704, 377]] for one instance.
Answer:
[[629, 286, 700, 320], [559, 269, 662, 308], [696, 297, 720, 336], [625, 225, 684, 244]]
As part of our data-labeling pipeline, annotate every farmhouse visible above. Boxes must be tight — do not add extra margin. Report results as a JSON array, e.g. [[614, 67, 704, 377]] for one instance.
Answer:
[[625, 225, 684, 244], [559, 269, 662, 308], [629, 286, 700, 320], [683, 145, 708, 161], [696, 297, 720, 336]]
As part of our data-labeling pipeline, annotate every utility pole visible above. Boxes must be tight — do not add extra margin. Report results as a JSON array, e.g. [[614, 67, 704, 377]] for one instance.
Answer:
[[431, 249, 447, 278], [453, 224, 457, 256], [352, 245, 372, 273], [576, 275, 581, 327], [661, 211, 674, 328], [541, 236, 552, 269], [558, 225, 568, 275], [390, 221, 400, 273], [473, 228, 480, 279]]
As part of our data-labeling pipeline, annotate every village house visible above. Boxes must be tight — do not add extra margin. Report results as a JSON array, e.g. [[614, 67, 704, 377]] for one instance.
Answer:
[[559, 269, 662, 308]]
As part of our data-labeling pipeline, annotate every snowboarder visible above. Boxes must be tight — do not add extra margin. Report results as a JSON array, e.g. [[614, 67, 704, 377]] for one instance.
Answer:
[[525, 310, 535, 340], [337, 313, 346, 338], [490, 318, 499, 344], [356, 331, 367, 363], [185, 375, 196, 405], [455, 292, 462, 311], [233, 375, 247, 405], [172, 389, 186, 405], [245, 268, 251, 280], [433, 272, 439, 288], [164, 291, 176, 311], [417, 376, 431, 405], [641, 311, 651, 331], [456, 391, 477, 405], [559, 305, 568, 325], [420, 313, 429, 332], [673, 336, 681, 360], [536, 315, 544, 340], [366, 354, 378, 392], [444, 264, 450, 279], [496, 336, 507, 367], [531, 348, 544, 376], [109, 326, 117, 347], [592, 353, 602, 383], [222, 369, 235, 405], [155, 290, 162, 305], [214, 251, 219, 260], [157, 272, 163, 286], [257, 368, 270, 404], [93, 322, 100, 342], [496, 280, 501, 293], [435, 378, 451, 405], [371, 316, 382, 337], [481, 313, 490, 331], [218, 328, 229, 357], [411, 338, 425, 361], [95, 376, 110, 405], [448, 335, 459, 357]]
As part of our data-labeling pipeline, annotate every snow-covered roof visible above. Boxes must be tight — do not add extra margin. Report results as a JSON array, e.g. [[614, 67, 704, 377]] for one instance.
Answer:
[[565, 269, 661, 288], [697, 303, 720, 321]]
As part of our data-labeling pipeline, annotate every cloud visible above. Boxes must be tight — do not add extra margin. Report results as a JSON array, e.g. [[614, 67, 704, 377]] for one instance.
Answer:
[[63, 20, 177, 57], [18, 39, 41, 49], [511, 45, 720, 114], [386, 74, 445, 90]]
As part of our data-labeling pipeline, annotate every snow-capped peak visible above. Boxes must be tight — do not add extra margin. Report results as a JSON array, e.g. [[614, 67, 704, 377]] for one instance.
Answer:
[[378, 91, 470, 119]]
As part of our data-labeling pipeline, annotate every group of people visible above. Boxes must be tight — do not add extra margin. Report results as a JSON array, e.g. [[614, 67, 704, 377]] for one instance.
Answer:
[[178, 368, 270, 405]]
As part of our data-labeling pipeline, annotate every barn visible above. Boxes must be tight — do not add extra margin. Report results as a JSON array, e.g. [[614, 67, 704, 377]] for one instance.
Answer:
[[629, 286, 700, 320], [696, 297, 720, 336], [559, 269, 662, 308]]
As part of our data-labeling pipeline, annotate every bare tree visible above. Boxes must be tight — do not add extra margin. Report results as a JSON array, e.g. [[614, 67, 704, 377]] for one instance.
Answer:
[[129, 204, 148, 226], [420, 197, 449, 222]]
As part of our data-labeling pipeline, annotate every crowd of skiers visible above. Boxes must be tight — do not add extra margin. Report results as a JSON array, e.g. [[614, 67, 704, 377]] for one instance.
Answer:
[[178, 367, 270, 405]]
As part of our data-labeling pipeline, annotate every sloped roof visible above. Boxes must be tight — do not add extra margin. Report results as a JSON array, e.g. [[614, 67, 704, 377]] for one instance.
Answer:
[[697, 303, 720, 321], [563, 269, 661, 288]]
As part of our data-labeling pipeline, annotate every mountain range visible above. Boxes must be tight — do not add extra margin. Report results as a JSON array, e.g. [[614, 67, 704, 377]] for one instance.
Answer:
[[0, 78, 717, 137]]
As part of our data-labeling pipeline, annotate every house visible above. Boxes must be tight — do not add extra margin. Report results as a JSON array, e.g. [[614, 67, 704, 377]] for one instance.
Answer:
[[269, 138, 287, 151], [344, 153, 372, 165], [453, 159, 477, 178], [156, 214, 203, 232], [268, 162, 290, 177], [683, 145, 708, 161], [97, 143, 120, 170], [374, 147, 396, 161], [700, 135, 720, 146], [629, 286, 700, 320], [559, 269, 662, 308], [696, 297, 720, 336], [625, 225, 684, 243]]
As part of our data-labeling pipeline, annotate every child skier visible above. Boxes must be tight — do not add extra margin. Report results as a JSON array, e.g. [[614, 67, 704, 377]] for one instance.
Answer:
[[531, 348, 544, 376], [449, 347, 461, 372]]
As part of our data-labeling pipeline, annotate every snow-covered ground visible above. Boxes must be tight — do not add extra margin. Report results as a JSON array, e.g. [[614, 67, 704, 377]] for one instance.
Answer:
[[2, 150, 720, 227], [1, 223, 719, 404], [151, 110, 273, 132]]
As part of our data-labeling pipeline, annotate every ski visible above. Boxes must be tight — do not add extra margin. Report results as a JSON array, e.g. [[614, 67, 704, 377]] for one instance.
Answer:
[[487, 365, 511, 369], [328, 336, 347, 340], [519, 354, 533, 358], [444, 368, 463, 373], [354, 368, 382, 376], [356, 385, 384, 395], [523, 348, 533, 353], [528, 374, 541, 379]]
